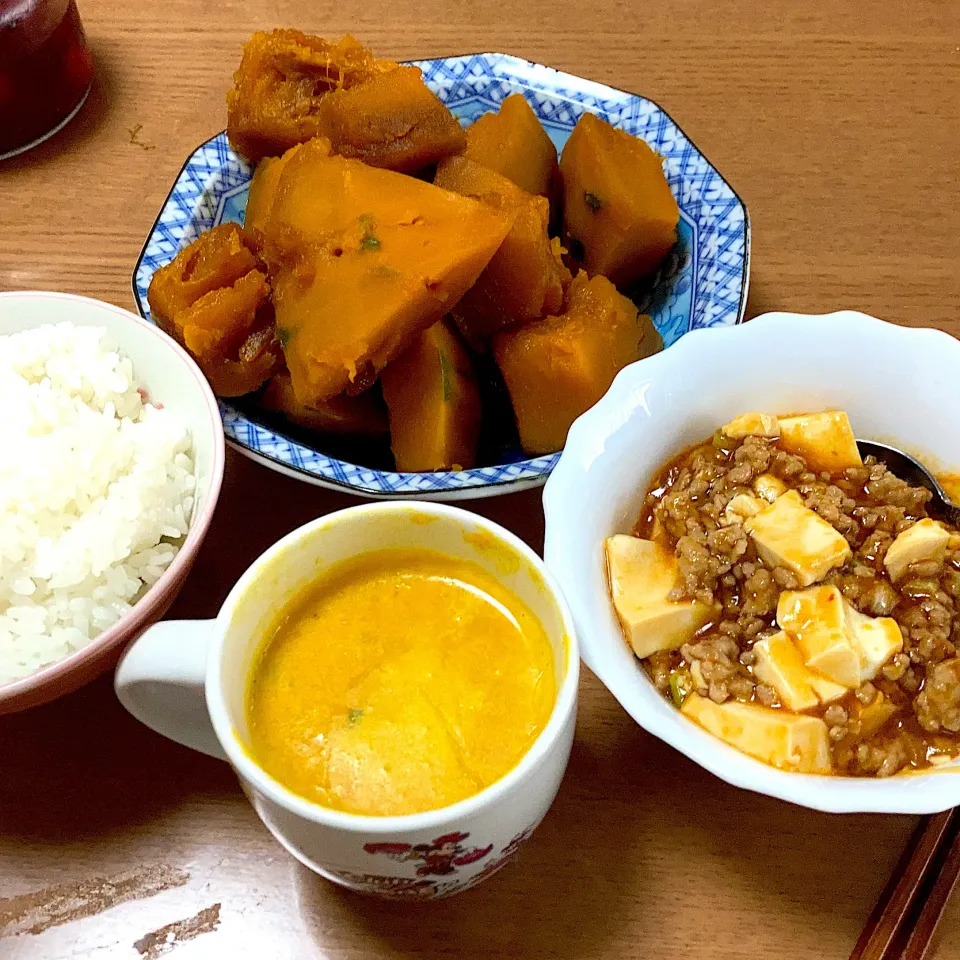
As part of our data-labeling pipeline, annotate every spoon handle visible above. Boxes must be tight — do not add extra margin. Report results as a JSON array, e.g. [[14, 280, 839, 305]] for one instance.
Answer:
[[937, 502, 960, 529]]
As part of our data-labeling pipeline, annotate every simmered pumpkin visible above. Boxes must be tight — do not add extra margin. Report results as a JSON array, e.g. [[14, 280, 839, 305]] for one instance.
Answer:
[[203, 326, 284, 398], [259, 138, 515, 404], [147, 223, 282, 396], [260, 370, 388, 435], [148, 222, 261, 321], [560, 112, 679, 288], [493, 271, 662, 454], [244, 142, 314, 236], [380, 320, 481, 471], [226, 31, 396, 163], [316, 66, 466, 174], [435, 156, 569, 342], [464, 94, 558, 201]]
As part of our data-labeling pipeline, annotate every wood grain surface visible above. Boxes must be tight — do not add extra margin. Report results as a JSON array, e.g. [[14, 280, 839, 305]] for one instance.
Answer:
[[1, 1, 959, 957]]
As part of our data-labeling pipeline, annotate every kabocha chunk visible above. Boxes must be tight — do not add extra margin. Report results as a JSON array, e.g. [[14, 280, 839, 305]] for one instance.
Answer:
[[226, 31, 395, 163], [173, 270, 268, 360], [464, 94, 558, 200], [435, 156, 569, 342], [148, 221, 261, 322], [147, 223, 282, 396], [260, 370, 388, 436], [227, 33, 463, 173], [260, 140, 515, 404], [493, 272, 661, 454], [244, 142, 314, 236], [381, 320, 481, 471], [560, 112, 679, 287], [244, 155, 281, 237], [316, 66, 466, 174], [204, 326, 284, 397]]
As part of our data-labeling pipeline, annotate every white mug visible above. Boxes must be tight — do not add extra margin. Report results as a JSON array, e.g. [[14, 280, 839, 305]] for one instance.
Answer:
[[115, 502, 579, 899]]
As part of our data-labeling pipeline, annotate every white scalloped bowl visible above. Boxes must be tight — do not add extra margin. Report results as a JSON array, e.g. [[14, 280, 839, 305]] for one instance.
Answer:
[[543, 310, 960, 814]]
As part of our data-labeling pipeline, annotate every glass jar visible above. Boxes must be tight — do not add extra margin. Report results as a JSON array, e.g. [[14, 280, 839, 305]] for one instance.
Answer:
[[0, 0, 94, 160]]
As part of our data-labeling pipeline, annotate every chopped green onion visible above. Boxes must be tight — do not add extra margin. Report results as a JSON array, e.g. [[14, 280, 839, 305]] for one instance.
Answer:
[[669, 671, 691, 707], [439, 348, 453, 402]]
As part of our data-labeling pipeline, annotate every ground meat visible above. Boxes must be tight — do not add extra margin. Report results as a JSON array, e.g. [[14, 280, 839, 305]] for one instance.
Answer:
[[915, 659, 960, 732], [883, 652, 911, 681], [854, 738, 916, 778], [740, 567, 778, 618], [673, 535, 724, 605], [636, 429, 960, 777], [645, 650, 674, 695], [755, 683, 777, 706], [860, 579, 900, 617]]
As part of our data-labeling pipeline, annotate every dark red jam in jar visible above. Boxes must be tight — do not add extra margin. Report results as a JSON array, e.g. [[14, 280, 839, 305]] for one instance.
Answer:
[[0, 0, 93, 159]]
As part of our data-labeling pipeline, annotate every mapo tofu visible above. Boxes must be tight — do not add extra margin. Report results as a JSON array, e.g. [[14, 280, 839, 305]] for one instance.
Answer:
[[608, 410, 960, 777]]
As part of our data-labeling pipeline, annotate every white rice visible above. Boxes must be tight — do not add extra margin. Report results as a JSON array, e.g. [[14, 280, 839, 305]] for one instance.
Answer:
[[0, 322, 196, 683]]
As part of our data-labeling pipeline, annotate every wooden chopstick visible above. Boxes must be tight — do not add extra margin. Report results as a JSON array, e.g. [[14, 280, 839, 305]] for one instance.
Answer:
[[849, 808, 960, 960], [901, 815, 960, 960]]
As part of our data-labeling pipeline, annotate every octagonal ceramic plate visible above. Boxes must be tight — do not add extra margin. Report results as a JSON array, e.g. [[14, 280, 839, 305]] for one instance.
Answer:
[[133, 53, 750, 499]]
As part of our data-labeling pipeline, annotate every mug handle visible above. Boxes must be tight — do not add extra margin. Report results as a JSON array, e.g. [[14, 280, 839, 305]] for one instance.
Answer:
[[115, 619, 226, 760]]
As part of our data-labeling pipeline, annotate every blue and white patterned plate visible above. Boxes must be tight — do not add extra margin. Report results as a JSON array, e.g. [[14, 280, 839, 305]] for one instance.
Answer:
[[133, 53, 750, 500]]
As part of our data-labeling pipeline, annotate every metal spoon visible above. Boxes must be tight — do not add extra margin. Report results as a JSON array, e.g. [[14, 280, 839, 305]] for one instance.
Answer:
[[856, 439, 960, 526]]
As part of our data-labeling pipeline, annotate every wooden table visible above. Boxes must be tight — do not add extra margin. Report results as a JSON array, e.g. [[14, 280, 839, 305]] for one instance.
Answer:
[[1, 2, 959, 957]]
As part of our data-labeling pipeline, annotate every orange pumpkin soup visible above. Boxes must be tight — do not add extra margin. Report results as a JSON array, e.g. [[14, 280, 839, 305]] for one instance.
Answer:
[[246, 548, 556, 816]]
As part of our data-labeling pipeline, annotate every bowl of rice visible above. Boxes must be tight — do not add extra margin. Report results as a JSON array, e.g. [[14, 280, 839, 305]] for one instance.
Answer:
[[0, 291, 225, 713]]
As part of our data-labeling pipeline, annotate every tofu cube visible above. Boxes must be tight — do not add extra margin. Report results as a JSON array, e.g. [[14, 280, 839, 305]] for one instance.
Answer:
[[777, 585, 861, 687], [681, 694, 832, 774], [722, 412, 780, 439], [844, 603, 903, 684], [753, 631, 847, 711], [777, 411, 862, 473], [777, 585, 904, 687], [753, 473, 789, 503], [808, 672, 849, 705], [752, 633, 817, 711], [884, 518, 951, 582], [745, 490, 851, 587], [605, 535, 713, 658], [722, 494, 767, 526]]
